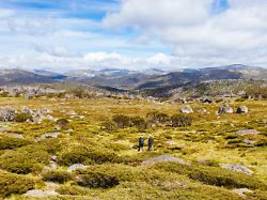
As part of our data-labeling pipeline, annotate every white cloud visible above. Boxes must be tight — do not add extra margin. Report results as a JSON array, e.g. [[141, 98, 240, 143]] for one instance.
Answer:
[[104, 0, 212, 28], [1, 0, 267, 71], [103, 0, 267, 68]]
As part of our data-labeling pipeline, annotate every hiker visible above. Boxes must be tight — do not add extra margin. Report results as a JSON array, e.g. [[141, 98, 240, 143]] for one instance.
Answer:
[[148, 136, 154, 151], [138, 137, 145, 152]]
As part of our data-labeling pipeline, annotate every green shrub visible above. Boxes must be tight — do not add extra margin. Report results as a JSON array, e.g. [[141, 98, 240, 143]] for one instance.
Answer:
[[101, 120, 117, 132], [112, 114, 131, 128], [0, 171, 35, 198], [0, 136, 30, 150], [76, 171, 119, 188], [112, 115, 147, 130], [146, 111, 169, 124], [153, 162, 267, 190], [170, 114, 192, 127], [58, 146, 91, 165], [56, 119, 70, 129], [130, 116, 147, 130], [58, 145, 119, 166], [14, 112, 33, 122], [42, 170, 73, 184], [56, 185, 90, 196], [0, 145, 50, 174]]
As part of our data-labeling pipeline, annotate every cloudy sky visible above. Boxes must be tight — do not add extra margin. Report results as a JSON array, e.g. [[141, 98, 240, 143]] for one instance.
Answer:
[[0, 0, 266, 71]]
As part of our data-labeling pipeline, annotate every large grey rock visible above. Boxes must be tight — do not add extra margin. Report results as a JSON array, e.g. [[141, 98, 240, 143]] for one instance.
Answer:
[[142, 155, 188, 167], [24, 190, 58, 198], [218, 104, 234, 114], [236, 106, 249, 114], [232, 188, 253, 197], [37, 132, 61, 141], [236, 129, 260, 136], [67, 163, 87, 172], [220, 163, 253, 175], [180, 105, 193, 114]]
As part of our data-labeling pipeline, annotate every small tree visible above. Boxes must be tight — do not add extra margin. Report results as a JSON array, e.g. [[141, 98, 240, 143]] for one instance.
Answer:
[[130, 116, 147, 130], [101, 120, 117, 132], [146, 111, 169, 124], [170, 114, 192, 127], [112, 115, 131, 129]]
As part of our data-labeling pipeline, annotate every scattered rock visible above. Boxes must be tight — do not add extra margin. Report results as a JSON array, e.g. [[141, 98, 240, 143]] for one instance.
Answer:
[[154, 180, 187, 190], [3, 132, 24, 139], [236, 106, 249, 114], [236, 129, 260, 136], [232, 188, 253, 197], [142, 155, 188, 167], [202, 97, 213, 104], [218, 104, 234, 114], [37, 132, 61, 141], [51, 155, 57, 162], [0, 107, 16, 122], [220, 163, 253, 175], [180, 105, 193, 114], [24, 190, 58, 198], [25, 182, 60, 198], [243, 139, 256, 145], [67, 163, 87, 172]]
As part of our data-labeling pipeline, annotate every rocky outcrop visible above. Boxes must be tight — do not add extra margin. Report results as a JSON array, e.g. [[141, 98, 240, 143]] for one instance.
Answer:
[[0, 107, 16, 122], [220, 163, 253, 175], [0, 106, 54, 123], [180, 105, 193, 114]]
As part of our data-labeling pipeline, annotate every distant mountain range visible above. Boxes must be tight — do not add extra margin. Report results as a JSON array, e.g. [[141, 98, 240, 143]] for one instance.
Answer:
[[0, 65, 266, 92]]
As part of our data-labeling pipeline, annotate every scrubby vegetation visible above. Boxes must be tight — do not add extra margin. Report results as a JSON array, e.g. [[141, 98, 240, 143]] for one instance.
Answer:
[[0, 96, 266, 199], [0, 136, 30, 150], [42, 170, 73, 184], [0, 171, 36, 198]]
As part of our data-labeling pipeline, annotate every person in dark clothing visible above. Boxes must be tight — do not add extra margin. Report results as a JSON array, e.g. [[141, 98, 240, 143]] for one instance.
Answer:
[[138, 137, 145, 152], [148, 136, 154, 151]]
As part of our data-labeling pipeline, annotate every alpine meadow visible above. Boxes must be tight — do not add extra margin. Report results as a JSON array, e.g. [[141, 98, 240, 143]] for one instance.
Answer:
[[0, 0, 267, 200]]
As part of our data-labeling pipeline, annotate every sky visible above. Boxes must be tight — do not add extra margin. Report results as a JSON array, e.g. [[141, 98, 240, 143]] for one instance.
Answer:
[[0, 0, 267, 71]]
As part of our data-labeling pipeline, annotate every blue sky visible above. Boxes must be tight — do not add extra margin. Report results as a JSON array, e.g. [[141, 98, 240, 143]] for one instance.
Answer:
[[0, 0, 266, 71]]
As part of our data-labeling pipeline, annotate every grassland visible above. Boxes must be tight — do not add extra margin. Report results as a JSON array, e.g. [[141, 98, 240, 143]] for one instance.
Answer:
[[0, 96, 266, 200]]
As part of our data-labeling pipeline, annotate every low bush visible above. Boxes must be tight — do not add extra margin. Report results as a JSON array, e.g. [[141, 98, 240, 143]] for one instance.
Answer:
[[170, 114, 192, 127], [14, 112, 33, 122], [130, 116, 147, 130], [0, 171, 35, 198], [58, 146, 92, 165], [76, 171, 119, 189], [153, 162, 267, 190], [0, 145, 50, 174], [58, 145, 119, 166], [112, 115, 131, 128], [42, 170, 73, 184], [146, 111, 169, 124], [56, 119, 70, 129], [0, 136, 30, 150], [112, 114, 147, 130], [101, 120, 117, 132], [56, 185, 90, 196]]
